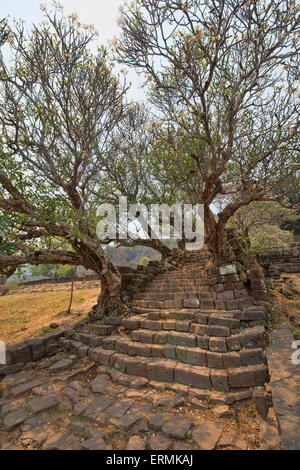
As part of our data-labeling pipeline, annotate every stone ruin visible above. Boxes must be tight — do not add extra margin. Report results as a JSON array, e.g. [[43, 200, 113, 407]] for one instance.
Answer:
[[1, 248, 270, 402], [1, 245, 293, 450]]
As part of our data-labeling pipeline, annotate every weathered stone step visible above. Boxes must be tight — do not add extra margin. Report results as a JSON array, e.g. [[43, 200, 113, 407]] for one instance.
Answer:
[[121, 312, 265, 340], [88, 347, 269, 392], [134, 292, 214, 301], [156, 275, 206, 280], [133, 313, 241, 330], [134, 292, 215, 301], [74, 322, 116, 336], [61, 339, 90, 358], [132, 299, 205, 309], [103, 334, 265, 369], [71, 332, 104, 348], [131, 306, 267, 323], [140, 318, 237, 336], [122, 315, 266, 346], [132, 297, 254, 310], [130, 326, 265, 349], [144, 285, 211, 292], [144, 284, 213, 292], [107, 368, 253, 405], [148, 278, 208, 285]]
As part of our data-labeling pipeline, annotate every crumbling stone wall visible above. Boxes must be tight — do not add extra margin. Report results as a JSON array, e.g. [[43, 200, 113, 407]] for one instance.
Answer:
[[256, 242, 300, 278], [0, 331, 67, 377], [119, 260, 166, 299]]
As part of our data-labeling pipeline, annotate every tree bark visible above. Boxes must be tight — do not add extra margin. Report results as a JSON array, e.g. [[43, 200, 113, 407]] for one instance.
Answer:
[[91, 260, 122, 318], [204, 205, 233, 265], [75, 239, 122, 318], [67, 267, 77, 314]]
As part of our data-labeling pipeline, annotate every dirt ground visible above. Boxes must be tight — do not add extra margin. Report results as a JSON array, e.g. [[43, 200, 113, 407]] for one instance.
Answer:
[[0, 280, 100, 346]]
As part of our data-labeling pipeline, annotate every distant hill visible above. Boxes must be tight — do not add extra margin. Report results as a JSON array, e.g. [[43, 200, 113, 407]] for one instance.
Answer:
[[104, 245, 162, 267]]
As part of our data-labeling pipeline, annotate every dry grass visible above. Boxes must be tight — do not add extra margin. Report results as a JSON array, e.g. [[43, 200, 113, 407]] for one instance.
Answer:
[[0, 285, 99, 346]]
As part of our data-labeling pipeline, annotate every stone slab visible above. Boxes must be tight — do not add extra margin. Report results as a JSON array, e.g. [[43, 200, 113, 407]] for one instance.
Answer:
[[266, 323, 300, 450]]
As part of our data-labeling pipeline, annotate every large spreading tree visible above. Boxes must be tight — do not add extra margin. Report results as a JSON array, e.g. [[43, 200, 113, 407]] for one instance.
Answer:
[[117, 0, 300, 264], [0, 5, 184, 314], [0, 6, 158, 314]]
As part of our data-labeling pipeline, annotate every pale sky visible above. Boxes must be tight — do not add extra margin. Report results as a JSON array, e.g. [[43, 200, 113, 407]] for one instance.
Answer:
[[0, 0, 145, 101]]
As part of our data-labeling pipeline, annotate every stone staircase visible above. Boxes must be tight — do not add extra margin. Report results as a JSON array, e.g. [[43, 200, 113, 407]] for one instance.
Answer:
[[61, 249, 270, 403]]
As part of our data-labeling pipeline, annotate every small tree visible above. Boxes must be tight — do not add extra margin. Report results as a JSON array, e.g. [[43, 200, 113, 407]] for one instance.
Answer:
[[117, 0, 300, 265], [250, 224, 294, 251], [139, 256, 150, 266], [230, 201, 298, 248], [0, 5, 179, 315]]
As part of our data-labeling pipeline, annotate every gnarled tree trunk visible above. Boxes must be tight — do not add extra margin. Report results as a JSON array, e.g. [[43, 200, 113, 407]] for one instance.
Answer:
[[76, 238, 122, 319], [204, 205, 234, 266], [94, 262, 122, 318]]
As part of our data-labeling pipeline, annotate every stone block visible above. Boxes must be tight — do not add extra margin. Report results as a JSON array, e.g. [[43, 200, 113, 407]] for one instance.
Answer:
[[219, 265, 237, 275], [240, 348, 265, 366], [176, 346, 206, 366], [183, 299, 200, 308], [163, 344, 176, 360], [215, 300, 226, 310], [207, 351, 224, 369], [194, 313, 209, 324], [8, 343, 31, 364], [209, 337, 227, 353], [176, 321, 191, 332], [167, 332, 196, 347], [115, 338, 129, 355], [174, 364, 211, 390], [226, 335, 241, 351], [229, 365, 268, 388], [140, 330, 154, 344], [193, 324, 209, 335], [223, 352, 241, 369], [151, 344, 164, 357], [162, 320, 176, 330], [216, 290, 235, 301], [89, 348, 114, 366], [140, 319, 162, 331], [128, 342, 151, 357], [201, 300, 215, 310], [125, 357, 148, 377], [147, 360, 174, 382], [215, 284, 225, 293], [225, 300, 239, 310], [25, 338, 46, 362], [234, 289, 249, 299], [210, 370, 229, 392], [225, 389, 252, 405], [0, 363, 24, 376], [209, 325, 230, 337], [240, 327, 266, 349], [113, 354, 127, 373], [153, 332, 167, 344], [123, 317, 141, 330], [197, 335, 209, 350]]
